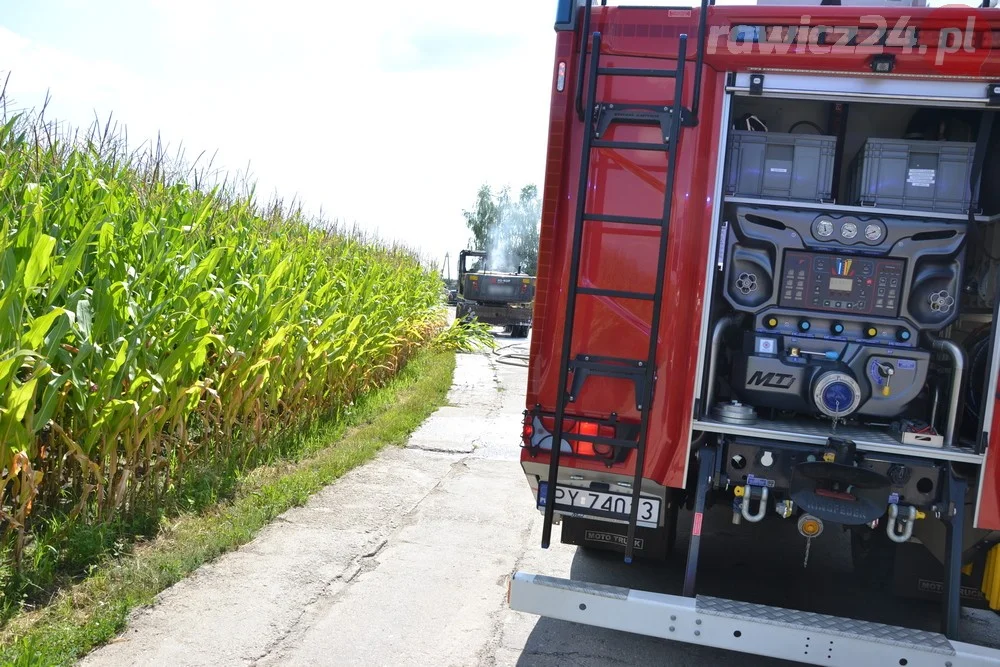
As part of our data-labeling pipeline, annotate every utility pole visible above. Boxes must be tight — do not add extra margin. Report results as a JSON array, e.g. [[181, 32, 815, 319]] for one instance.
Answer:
[[442, 252, 452, 284]]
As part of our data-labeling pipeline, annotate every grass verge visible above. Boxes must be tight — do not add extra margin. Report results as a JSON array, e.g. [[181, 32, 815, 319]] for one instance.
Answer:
[[0, 348, 457, 667]]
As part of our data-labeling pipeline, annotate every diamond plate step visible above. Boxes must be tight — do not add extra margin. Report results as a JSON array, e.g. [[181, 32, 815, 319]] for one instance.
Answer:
[[697, 595, 956, 655]]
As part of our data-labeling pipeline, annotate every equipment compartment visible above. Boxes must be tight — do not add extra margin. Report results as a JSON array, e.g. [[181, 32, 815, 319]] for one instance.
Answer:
[[849, 138, 978, 213], [724, 130, 837, 202], [704, 95, 999, 457]]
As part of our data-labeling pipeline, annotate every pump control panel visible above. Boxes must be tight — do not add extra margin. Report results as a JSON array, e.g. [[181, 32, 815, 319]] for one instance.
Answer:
[[719, 204, 967, 421], [779, 251, 905, 318]]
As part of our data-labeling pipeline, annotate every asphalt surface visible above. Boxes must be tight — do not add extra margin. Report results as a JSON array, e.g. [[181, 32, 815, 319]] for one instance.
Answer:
[[79, 333, 1000, 667]]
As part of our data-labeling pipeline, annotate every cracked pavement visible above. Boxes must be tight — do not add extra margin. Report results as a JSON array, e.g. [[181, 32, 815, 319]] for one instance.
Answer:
[[79, 334, 1000, 667]]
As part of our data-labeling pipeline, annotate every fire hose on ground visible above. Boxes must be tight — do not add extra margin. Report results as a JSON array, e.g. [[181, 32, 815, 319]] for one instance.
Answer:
[[494, 341, 531, 367]]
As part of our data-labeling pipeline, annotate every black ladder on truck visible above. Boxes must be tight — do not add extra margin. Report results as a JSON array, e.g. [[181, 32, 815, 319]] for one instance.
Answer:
[[540, 30, 691, 564]]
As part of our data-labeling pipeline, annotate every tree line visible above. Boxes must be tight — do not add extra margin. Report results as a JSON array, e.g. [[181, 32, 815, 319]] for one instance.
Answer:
[[462, 182, 540, 276]]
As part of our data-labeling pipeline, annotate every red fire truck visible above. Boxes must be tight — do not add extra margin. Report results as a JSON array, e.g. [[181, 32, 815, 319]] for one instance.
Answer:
[[508, 0, 1000, 664]]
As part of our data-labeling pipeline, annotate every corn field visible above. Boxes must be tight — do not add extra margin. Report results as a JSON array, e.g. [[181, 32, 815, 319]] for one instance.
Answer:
[[0, 109, 447, 579]]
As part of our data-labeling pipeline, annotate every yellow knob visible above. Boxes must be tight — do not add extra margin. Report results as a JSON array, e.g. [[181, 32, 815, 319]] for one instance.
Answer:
[[882, 385, 891, 396], [800, 519, 822, 537], [766, 317, 778, 328], [866, 327, 878, 338], [734, 485, 746, 498]]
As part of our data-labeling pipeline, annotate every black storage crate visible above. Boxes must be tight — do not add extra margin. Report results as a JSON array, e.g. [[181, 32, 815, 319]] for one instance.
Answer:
[[725, 130, 837, 202], [849, 138, 977, 213]]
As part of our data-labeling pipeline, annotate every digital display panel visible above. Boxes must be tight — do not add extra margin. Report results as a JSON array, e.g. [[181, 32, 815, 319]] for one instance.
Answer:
[[778, 250, 906, 318], [829, 277, 854, 293]]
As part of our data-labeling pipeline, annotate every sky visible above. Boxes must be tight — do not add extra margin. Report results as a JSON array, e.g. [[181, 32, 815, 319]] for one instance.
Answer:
[[0, 0, 562, 271], [0, 0, 986, 272]]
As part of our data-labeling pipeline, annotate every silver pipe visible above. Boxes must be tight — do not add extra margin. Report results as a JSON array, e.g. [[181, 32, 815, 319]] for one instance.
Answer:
[[705, 314, 743, 416], [929, 336, 965, 447]]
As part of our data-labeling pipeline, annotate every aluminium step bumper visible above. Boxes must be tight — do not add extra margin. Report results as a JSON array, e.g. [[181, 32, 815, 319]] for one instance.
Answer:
[[507, 572, 1000, 667]]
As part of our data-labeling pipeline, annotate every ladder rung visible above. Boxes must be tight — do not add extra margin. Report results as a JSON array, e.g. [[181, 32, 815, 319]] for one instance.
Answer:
[[592, 140, 670, 152], [584, 213, 664, 227], [577, 287, 654, 301], [597, 67, 677, 79], [568, 432, 640, 449], [571, 355, 646, 368], [569, 356, 646, 378]]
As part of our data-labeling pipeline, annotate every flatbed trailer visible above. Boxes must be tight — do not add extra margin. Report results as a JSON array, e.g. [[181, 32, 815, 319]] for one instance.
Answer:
[[508, 0, 1000, 664]]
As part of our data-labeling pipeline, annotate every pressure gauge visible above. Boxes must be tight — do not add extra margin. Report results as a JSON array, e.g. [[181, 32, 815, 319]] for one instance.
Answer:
[[865, 224, 882, 241], [815, 219, 834, 237], [841, 222, 858, 239]]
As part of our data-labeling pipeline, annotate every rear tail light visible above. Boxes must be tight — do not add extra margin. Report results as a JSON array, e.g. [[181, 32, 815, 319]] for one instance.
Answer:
[[522, 420, 534, 442], [576, 421, 598, 457], [523, 413, 619, 459]]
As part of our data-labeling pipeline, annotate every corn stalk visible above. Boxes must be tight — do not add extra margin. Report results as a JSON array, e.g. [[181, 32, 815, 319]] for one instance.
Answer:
[[0, 111, 447, 568]]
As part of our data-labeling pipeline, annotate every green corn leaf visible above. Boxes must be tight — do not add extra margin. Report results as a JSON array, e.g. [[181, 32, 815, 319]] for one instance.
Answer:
[[97, 221, 115, 256], [24, 233, 56, 290], [23, 307, 69, 349], [48, 212, 104, 303], [76, 299, 94, 341], [187, 246, 228, 286], [9, 375, 39, 422], [0, 350, 36, 396], [346, 314, 362, 336], [109, 339, 129, 375]]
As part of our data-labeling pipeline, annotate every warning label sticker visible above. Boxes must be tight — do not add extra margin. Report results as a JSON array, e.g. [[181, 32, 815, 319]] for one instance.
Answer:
[[768, 167, 788, 173], [907, 168, 936, 188]]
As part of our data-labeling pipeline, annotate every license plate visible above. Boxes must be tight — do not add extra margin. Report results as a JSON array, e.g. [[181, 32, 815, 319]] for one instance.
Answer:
[[537, 482, 661, 528]]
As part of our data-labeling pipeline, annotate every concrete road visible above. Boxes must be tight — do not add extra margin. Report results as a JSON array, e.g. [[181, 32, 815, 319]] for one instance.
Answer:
[[81, 336, 1000, 667]]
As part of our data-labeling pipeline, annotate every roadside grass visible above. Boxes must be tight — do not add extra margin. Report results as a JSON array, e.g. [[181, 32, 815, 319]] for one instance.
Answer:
[[0, 348, 457, 667]]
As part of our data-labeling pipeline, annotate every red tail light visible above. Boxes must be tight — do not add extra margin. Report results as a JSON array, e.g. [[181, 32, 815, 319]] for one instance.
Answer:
[[576, 422, 598, 457], [522, 420, 534, 442], [534, 416, 616, 458]]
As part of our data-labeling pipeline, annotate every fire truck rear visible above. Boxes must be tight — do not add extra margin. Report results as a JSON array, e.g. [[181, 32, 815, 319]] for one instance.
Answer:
[[509, 0, 1000, 664]]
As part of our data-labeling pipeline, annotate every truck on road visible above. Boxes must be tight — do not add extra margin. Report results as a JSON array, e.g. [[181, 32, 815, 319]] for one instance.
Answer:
[[456, 249, 535, 338], [509, 0, 1000, 664]]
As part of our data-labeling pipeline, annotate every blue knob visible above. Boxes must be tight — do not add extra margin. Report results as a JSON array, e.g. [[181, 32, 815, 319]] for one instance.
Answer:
[[897, 329, 911, 342], [799, 320, 811, 332], [831, 322, 844, 335]]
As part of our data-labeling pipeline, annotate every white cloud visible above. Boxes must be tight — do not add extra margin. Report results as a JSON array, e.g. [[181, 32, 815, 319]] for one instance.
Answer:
[[0, 1, 557, 267]]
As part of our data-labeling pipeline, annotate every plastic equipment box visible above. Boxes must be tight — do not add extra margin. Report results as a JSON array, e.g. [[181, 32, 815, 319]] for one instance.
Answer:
[[849, 138, 977, 213], [724, 130, 837, 202]]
